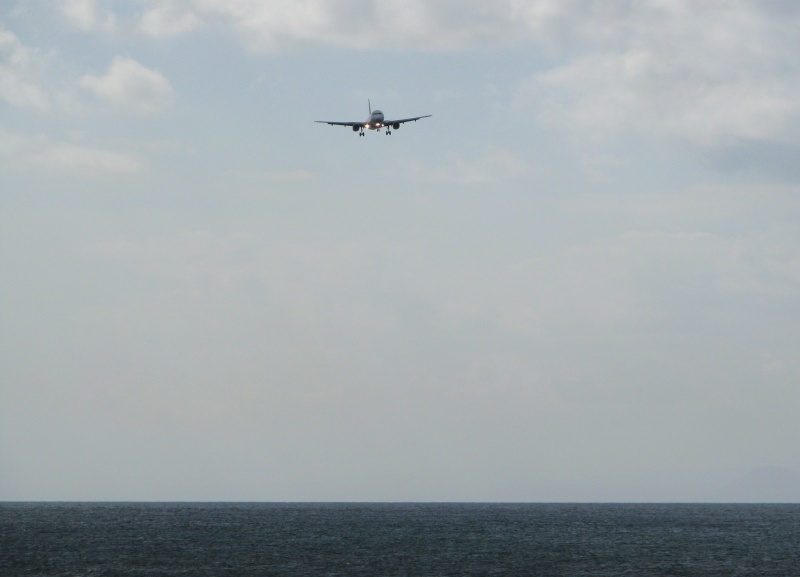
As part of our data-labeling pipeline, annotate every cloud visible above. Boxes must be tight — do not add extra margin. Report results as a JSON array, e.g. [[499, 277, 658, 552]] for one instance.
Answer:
[[0, 128, 142, 176], [516, 1, 800, 148], [528, 49, 800, 146], [61, 0, 117, 33], [0, 28, 51, 111], [81, 56, 175, 115], [133, 0, 548, 50], [78, 2, 800, 156], [53, 0, 566, 50], [137, 2, 205, 37]]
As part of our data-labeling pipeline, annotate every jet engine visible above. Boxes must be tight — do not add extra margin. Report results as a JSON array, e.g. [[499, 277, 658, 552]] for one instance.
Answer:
[[352, 125, 360, 132], [392, 123, 400, 130]]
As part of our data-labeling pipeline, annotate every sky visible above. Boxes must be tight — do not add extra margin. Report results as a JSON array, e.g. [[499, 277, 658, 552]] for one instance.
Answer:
[[2, 0, 800, 502]]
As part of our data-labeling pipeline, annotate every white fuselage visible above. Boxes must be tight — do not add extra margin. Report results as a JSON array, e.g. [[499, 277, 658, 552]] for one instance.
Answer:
[[365, 109, 385, 130]]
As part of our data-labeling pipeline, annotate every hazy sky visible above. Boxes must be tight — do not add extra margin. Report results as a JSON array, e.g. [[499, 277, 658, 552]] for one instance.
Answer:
[[2, 0, 800, 502]]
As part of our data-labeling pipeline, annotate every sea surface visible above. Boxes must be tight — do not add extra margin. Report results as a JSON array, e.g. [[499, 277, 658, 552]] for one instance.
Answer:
[[2, 503, 799, 576]]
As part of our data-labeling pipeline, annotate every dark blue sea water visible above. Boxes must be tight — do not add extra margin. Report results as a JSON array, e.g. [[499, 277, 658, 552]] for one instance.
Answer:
[[1, 503, 798, 576]]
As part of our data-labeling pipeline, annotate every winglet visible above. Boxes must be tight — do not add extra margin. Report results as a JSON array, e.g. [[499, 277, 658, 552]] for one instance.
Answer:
[[368, 99, 371, 115]]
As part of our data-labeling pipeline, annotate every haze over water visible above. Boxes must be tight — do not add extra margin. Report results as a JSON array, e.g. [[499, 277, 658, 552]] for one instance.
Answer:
[[2, 2, 800, 503]]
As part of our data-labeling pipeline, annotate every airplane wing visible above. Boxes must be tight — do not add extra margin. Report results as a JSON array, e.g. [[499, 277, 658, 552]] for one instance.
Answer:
[[315, 120, 364, 127], [383, 115, 432, 125]]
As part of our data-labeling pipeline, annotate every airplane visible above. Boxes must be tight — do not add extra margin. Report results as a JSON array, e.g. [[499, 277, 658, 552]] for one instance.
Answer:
[[316, 100, 431, 136]]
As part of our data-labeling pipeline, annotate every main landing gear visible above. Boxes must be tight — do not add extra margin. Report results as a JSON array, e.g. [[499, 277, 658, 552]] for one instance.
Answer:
[[356, 127, 392, 136]]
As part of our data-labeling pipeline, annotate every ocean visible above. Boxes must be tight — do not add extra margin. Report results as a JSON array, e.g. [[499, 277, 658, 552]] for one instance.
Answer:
[[2, 503, 798, 576]]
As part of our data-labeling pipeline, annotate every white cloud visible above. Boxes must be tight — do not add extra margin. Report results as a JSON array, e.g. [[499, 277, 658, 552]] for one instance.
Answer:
[[0, 28, 51, 111], [81, 56, 175, 115], [137, 1, 205, 37], [49, 0, 567, 49], [516, 1, 800, 147], [133, 0, 544, 50], [61, 0, 117, 33], [120, 1, 800, 152], [528, 49, 800, 146], [0, 128, 142, 176]]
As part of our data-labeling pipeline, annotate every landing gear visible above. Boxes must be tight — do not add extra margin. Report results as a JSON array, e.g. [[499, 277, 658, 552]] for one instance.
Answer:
[[385, 129, 391, 135]]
